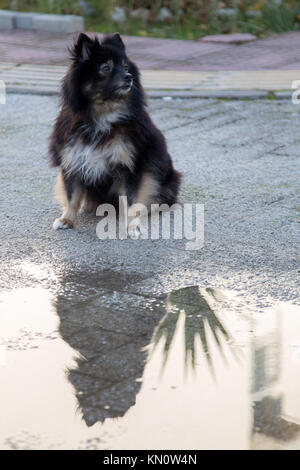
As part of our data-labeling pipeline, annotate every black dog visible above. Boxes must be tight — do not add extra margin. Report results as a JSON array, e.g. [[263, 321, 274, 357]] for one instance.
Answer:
[[49, 33, 181, 236]]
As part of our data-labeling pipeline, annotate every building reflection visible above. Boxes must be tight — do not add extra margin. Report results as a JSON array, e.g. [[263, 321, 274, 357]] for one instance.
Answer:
[[250, 309, 300, 448]]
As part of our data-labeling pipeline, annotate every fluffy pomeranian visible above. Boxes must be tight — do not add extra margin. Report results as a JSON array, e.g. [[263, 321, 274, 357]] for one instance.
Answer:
[[49, 33, 181, 236]]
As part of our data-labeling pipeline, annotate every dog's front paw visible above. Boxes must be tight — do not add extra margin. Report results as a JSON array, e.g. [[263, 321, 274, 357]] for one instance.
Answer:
[[127, 221, 141, 239], [53, 217, 74, 230]]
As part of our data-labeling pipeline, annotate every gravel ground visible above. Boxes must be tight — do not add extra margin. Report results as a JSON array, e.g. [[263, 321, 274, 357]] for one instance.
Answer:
[[0, 94, 299, 305]]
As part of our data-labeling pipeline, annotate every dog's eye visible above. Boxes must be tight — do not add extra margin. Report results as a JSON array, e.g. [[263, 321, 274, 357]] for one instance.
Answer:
[[124, 64, 129, 72], [100, 64, 111, 73]]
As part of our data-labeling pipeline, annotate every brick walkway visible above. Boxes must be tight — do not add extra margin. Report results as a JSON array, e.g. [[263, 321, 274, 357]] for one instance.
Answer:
[[1, 29, 300, 70]]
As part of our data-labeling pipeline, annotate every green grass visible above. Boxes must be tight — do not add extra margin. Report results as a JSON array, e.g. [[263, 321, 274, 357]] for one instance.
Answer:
[[262, 4, 299, 33], [86, 8, 300, 41], [83, 3, 300, 40], [86, 17, 211, 40]]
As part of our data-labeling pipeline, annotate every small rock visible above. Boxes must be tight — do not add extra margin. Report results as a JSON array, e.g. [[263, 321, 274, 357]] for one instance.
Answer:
[[110, 6, 126, 23], [157, 7, 172, 22], [77, 1, 96, 17], [129, 8, 151, 21]]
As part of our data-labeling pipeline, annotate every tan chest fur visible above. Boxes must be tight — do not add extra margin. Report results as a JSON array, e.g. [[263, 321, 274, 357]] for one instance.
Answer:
[[61, 135, 135, 184]]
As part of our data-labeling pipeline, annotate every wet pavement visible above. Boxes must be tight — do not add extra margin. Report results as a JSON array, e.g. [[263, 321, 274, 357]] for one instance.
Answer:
[[1, 280, 300, 450], [0, 94, 300, 449]]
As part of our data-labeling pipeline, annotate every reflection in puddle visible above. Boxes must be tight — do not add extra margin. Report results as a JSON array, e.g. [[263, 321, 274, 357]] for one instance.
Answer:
[[250, 308, 300, 449], [150, 286, 239, 376], [0, 275, 300, 450]]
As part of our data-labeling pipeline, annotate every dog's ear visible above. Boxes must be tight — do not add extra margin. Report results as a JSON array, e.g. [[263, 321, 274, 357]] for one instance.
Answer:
[[73, 33, 93, 61], [105, 32, 125, 51], [112, 33, 125, 50]]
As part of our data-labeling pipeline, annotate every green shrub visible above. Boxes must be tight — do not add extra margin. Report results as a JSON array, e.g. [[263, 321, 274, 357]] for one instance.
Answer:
[[1, 0, 299, 39]]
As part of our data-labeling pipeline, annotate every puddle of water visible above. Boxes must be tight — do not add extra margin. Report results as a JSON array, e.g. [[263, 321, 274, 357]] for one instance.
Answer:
[[0, 279, 300, 450]]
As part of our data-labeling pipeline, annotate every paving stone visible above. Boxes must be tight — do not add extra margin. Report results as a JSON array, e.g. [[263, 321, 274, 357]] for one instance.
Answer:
[[200, 33, 256, 44]]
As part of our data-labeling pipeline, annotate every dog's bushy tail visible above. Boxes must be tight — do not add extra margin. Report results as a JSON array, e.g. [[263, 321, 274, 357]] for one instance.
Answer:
[[160, 168, 182, 206]]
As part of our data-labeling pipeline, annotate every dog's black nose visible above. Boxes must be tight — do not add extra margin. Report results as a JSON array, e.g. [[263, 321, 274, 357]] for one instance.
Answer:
[[125, 73, 133, 83]]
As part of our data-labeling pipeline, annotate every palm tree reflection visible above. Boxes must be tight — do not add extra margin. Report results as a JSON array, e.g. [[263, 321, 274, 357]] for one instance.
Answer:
[[150, 286, 238, 377]]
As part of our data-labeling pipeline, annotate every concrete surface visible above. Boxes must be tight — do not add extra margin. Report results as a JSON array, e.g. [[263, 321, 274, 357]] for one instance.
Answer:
[[32, 14, 84, 33], [0, 29, 300, 70], [0, 94, 299, 449], [0, 10, 84, 33], [15, 12, 35, 30], [0, 10, 15, 30]]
